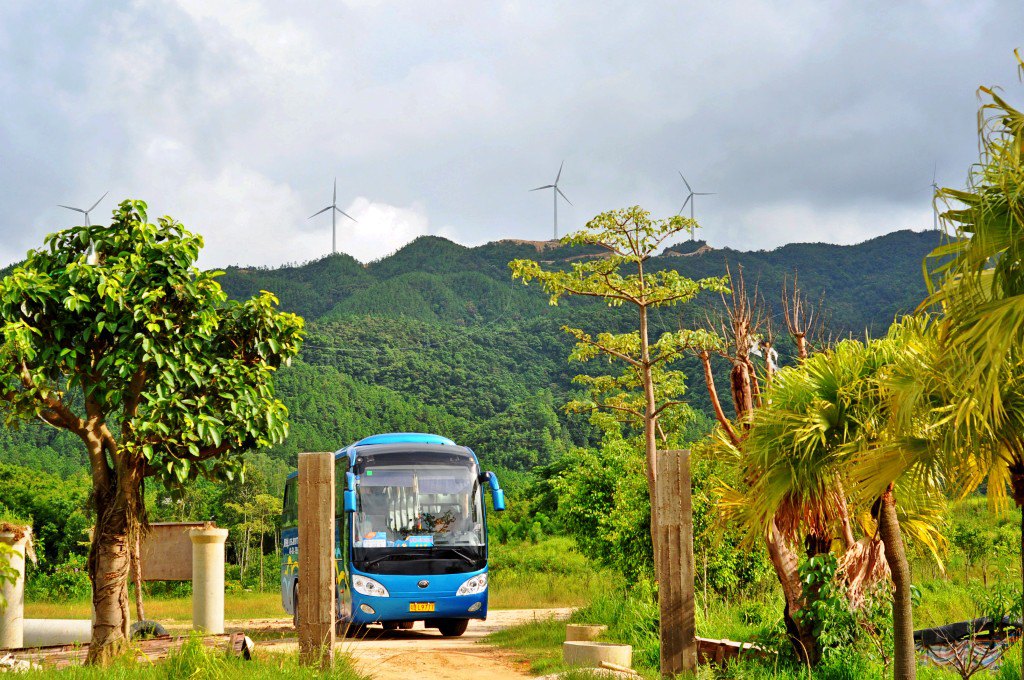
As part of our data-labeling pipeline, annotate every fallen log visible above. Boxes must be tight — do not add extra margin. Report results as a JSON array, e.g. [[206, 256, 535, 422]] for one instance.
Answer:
[[0, 632, 253, 670]]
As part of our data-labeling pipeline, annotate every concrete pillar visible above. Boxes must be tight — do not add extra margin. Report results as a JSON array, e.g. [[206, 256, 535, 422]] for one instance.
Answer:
[[655, 449, 697, 675], [189, 527, 228, 634], [0, 529, 29, 649], [298, 451, 335, 669]]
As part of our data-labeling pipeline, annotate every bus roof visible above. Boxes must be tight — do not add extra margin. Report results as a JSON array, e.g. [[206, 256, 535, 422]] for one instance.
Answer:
[[284, 433, 467, 480]]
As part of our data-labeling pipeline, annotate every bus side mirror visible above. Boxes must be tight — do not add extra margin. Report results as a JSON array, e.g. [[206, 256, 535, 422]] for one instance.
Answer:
[[486, 471, 506, 511], [344, 471, 357, 513]]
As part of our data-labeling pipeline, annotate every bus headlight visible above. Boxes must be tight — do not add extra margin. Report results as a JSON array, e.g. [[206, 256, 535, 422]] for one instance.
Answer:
[[352, 575, 390, 597], [456, 573, 488, 596]]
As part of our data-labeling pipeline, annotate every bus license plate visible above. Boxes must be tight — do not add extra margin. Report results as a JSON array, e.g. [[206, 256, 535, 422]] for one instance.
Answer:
[[409, 602, 435, 613]]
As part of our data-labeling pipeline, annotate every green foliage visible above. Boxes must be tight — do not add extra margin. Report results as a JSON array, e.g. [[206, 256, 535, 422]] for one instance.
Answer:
[[0, 199, 304, 489], [510, 206, 727, 439]]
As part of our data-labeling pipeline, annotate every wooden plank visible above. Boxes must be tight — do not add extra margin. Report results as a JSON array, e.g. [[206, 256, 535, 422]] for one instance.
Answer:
[[298, 451, 335, 669], [655, 449, 696, 676], [2, 633, 250, 669]]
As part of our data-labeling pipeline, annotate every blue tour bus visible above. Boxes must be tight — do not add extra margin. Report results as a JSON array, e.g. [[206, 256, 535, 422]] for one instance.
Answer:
[[280, 433, 506, 637]]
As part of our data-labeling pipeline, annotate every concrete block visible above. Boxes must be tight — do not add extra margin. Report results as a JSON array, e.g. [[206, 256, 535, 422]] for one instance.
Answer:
[[566, 624, 608, 641], [22, 619, 92, 647], [563, 641, 633, 669]]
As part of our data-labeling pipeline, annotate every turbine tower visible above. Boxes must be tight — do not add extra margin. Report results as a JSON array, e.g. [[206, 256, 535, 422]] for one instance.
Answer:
[[309, 178, 356, 254], [678, 172, 715, 241], [530, 161, 572, 240], [58, 191, 108, 262], [929, 165, 940, 232]]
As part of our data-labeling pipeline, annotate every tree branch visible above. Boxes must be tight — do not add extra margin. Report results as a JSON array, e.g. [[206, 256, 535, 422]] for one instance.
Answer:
[[573, 333, 642, 368], [699, 351, 742, 447], [652, 400, 685, 418]]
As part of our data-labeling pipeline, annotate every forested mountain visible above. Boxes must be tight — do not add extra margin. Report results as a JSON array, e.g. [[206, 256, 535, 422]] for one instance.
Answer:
[[0, 228, 942, 482]]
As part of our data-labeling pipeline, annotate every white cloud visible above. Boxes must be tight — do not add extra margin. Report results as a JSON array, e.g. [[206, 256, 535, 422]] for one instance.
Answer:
[[339, 197, 455, 263]]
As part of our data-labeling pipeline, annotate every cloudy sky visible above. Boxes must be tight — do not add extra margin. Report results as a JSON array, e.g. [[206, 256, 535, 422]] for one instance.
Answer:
[[1, 1, 1022, 267]]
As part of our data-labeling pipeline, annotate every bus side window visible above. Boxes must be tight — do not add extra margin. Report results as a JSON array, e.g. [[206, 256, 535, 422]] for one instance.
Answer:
[[283, 478, 299, 528]]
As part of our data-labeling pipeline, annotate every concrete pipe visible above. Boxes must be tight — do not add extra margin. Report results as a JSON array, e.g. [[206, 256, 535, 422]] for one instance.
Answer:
[[0, 530, 29, 649], [566, 624, 608, 641], [22, 619, 92, 647], [189, 527, 229, 634], [563, 641, 633, 669]]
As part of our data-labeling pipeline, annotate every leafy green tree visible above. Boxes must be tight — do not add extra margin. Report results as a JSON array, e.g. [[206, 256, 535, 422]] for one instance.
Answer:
[[510, 206, 726, 529], [0, 200, 303, 662]]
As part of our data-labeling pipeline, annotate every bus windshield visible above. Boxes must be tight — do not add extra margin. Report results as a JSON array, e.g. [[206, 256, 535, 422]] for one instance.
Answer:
[[351, 454, 486, 574]]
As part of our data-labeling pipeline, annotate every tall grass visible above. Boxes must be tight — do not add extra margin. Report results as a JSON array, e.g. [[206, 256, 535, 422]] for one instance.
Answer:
[[19, 636, 368, 679]]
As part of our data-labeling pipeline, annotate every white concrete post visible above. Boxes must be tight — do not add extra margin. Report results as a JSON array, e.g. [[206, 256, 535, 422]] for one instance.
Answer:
[[0, 529, 29, 649], [189, 527, 228, 634]]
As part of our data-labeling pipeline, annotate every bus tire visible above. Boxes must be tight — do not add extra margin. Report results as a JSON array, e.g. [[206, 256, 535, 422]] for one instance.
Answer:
[[438, 619, 469, 637], [343, 623, 366, 638], [292, 582, 300, 630]]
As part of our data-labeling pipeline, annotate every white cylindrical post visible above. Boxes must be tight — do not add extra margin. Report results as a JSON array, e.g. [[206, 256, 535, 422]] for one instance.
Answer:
[[189, 527, 228, 634], [0, 529, 29, 649]]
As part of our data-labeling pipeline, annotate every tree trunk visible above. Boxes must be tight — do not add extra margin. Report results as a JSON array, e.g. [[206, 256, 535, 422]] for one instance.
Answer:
[[730, 361, 754, 425], [87, 458, 144, 664], [639, 305, 660, 572], [1008, 457, 1024, 624], [765, 522, 819, 666], [877, 484, 916, 680]]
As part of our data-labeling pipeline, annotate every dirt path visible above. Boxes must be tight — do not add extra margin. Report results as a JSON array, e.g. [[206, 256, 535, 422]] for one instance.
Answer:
[[250, 608, 573, 679]]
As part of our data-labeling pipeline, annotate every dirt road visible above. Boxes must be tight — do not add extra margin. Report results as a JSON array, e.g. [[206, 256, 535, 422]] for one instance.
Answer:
[[253, 608, 573, 679]]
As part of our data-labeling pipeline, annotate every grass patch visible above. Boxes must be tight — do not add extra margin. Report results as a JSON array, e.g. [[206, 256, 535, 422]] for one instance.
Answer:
[[26, 591, 284, 622], [19, 636, 368, 679]]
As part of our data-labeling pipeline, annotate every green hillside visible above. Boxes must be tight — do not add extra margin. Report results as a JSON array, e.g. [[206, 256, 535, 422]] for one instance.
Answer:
[[0, 229, 942, 477]]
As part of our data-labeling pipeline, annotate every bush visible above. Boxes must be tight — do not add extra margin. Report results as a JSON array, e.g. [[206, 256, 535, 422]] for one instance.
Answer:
[[26, 554, 91, 601]]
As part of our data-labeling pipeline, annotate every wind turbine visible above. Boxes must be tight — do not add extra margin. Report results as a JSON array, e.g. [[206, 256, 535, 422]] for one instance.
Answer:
[[58, 191, 108, 228], [678, 172, 715, 241], [309, 178, 357, 254], [530, 161, 572, 240], [58, 191, 108, 263]]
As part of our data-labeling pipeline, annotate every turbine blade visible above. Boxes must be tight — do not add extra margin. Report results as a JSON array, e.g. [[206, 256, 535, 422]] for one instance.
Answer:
[[308, 206, 332, 219], [679, 195, 692, 213], [333, 178, 337, 205], [58, 205, 86, 214], [556, 160, 564, 184], [334, 207, 357, 222], [87, 191, 109, 213], [679, 173, 692, 192], [530, 185, 555, 191], [695, 192, 716, 196], [556, 187, 572, 205]]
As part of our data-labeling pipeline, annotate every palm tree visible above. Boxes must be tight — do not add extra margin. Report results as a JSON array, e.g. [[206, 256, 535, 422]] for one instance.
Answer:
[[923, 52, 1024, 610], [723, 321, 944, 680]]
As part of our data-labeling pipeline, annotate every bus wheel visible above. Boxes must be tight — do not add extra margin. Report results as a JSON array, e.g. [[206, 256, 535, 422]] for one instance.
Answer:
[[438, 619, 469, 637], [343, 623, 366, 638], [292, 583, 300, 630]]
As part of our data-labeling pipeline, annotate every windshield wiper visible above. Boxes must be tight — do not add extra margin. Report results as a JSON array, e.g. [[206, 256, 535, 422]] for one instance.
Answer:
[[361, 551, 426, 569], [436, 547, 477, 565]]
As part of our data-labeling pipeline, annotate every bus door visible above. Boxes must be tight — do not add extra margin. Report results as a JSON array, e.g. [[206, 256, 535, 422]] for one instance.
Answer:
[[335, 459, 352, 621]]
